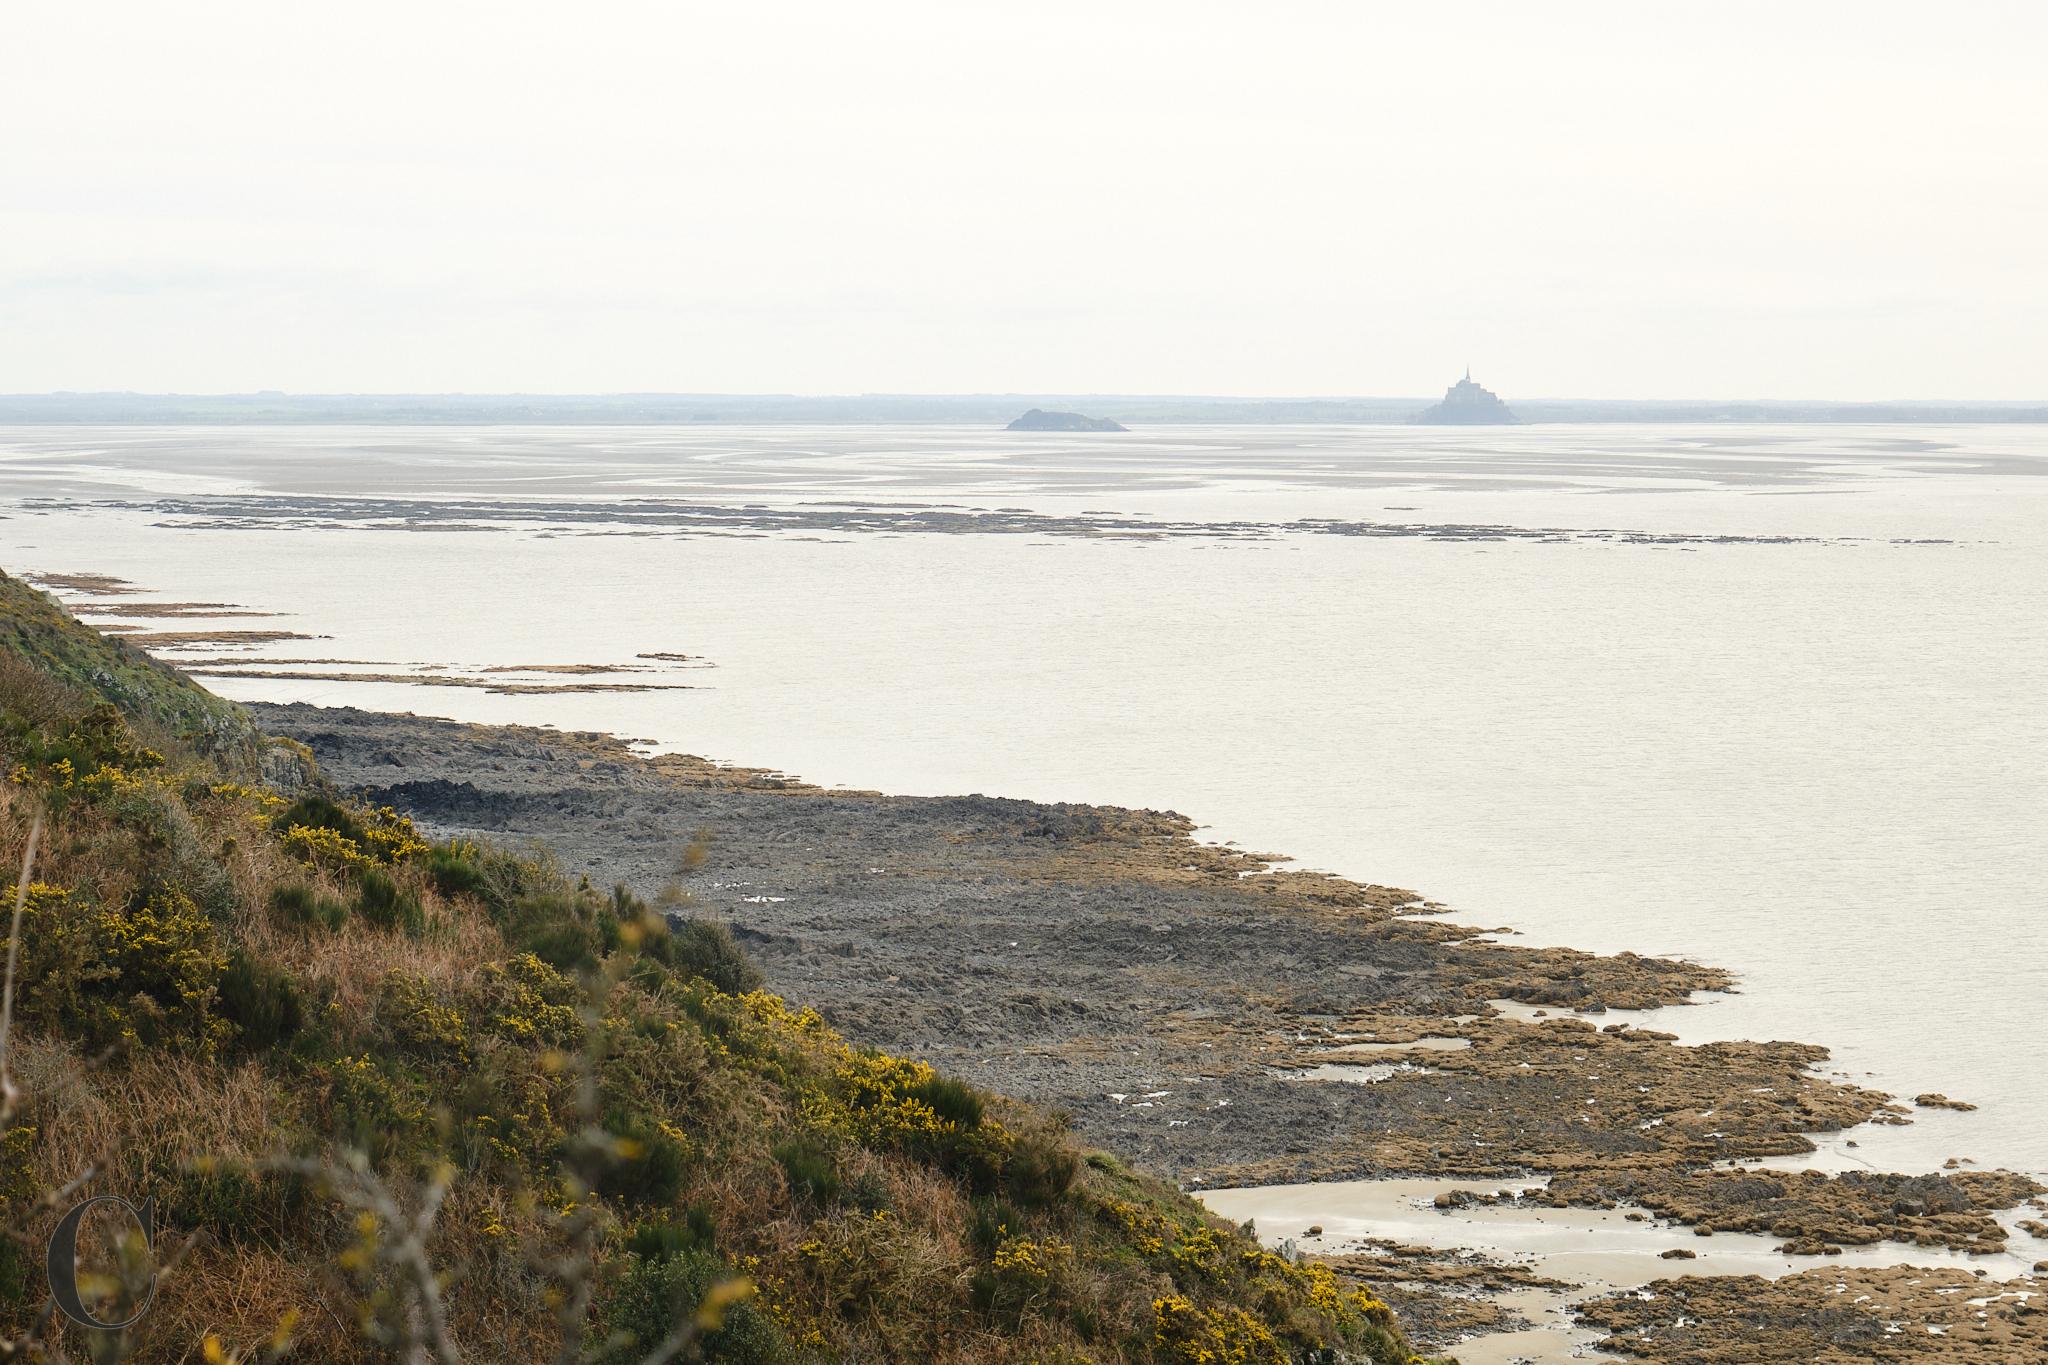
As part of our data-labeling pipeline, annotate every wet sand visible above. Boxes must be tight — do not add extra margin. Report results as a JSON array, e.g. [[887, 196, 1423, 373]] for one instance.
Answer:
[[1204, 1174, 2047, 1362]]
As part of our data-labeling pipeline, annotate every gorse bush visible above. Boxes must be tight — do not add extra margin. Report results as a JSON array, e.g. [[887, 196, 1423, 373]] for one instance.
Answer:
[[322, 1053, 429, 1166], [967, 1195, 1024, 1256], [15, 881, 230, 1055], [0, 574, 1439, 1365], [667, 916, 762, 995], [421, 838, 488, 900], [353, 866, 424, 936], [278, 795, 429, 872], [161, 1162, 302, 1250], [771, 1136, 840, 1207], [596, 1110, 691, 1208], [500, 889, 616, 972], [909, 1073, 985, 1130], [277, 793, 363, 846], [594, 1246, 787, 1365], [269, 879, 348, 930], [3, 702, 166, 813], [999, 1120, 1081, 1208], [625, 1205, 717, 1262], [218, 948, 303, 1051]]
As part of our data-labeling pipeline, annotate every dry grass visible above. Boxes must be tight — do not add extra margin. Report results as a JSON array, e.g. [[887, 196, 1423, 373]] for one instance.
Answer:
[[124, 1245, 357, 1364], [245, 891, 500, 1024], [18, 1044, 283, 1210]]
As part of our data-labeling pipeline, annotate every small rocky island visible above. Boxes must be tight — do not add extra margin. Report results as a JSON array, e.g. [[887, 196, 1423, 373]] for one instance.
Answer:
[[1416, 370, 1518, 424], [1006, 407, 1127, 432]]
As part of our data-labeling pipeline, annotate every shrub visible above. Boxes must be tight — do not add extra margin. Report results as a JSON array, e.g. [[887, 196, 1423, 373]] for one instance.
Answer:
[[355, 867, 424, 936], [422, 839, 488, 899], [595, 1111, 691, 1208], [18, 884, 230, 1054], [807, 1049, 1010, 1191], [909, 1074, 984, 1130], [219, 948, 304, 1051], [843, 1169, 892, 1216], [282, 821, 376, 871], [608, 885, 681, 964], [1152, 1295, 1284, 1365], [1002, 1125, 1080, 1208], [324, 1054, 427, 1164], [381, 973, 468, 1057], [446, 1050, 567, 1176], [465, 840, 557, 918], [975, 1233, 1072, 1323], [2, 701, 165, 807], [269, 881, 349, 931], [669, 918, 762, 995], [594, 1247, 785, 1365], [164, 1163, 302, 1249], [772, 1136, 840, 1207], [278, 794, 364, 846], [277, 798, 425, 871], [627, 1205, 718, 1262], [357, 805, 429, 862], [501, 891, 602, 972], [526, 919, 603, 973], [476, 953, 584, 1048], [968, 1196, 1025, 1256]]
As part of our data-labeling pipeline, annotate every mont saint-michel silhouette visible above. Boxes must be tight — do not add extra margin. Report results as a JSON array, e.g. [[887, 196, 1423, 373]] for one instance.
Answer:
[[1416, 369, 1518, 424]]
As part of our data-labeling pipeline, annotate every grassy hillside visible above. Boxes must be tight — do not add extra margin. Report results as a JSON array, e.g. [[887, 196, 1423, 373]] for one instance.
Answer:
[[0, 571, 270, 773], [0, 575, 1442, 1363]]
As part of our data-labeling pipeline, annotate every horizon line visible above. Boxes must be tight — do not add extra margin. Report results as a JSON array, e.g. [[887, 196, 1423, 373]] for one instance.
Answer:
[[6, 390, 2048, 406]]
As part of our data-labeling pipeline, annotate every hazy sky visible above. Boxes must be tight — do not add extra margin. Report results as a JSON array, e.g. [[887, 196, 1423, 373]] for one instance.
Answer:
[[4, 2, 2043, 398]]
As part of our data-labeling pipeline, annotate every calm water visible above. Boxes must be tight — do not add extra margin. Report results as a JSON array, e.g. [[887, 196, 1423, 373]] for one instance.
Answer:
[[4, 423, 2044, 1177]]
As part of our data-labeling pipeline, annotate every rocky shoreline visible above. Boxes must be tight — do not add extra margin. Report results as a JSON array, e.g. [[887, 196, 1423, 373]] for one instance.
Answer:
[[249, 701, 2047, 1360]]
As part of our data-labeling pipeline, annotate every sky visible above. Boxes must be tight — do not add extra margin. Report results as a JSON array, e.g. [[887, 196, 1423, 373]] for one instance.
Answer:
[[2, 1, 2044, 399]]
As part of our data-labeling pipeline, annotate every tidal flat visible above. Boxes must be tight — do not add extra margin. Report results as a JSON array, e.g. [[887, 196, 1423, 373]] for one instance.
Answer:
[[251, 700, 2048, 1362]]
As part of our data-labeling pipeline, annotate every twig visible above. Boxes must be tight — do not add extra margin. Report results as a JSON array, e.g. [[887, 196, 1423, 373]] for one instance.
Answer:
[[634, 1319, 705, 1365], [0, 811, 44, 1125], [263, 1154, 462, 1365]]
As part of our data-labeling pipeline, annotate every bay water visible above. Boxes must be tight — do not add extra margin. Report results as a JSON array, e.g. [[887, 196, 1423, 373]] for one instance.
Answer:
[[3, 421, 2042, 1180]]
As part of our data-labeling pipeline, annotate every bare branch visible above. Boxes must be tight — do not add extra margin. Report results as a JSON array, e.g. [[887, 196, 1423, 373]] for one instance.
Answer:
[[0, 811, 45, 1125], [262, 1154, 462, 1365]]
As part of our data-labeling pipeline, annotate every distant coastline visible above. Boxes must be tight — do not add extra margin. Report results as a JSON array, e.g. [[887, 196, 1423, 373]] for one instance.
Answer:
[[3, 392, 2047, 424]]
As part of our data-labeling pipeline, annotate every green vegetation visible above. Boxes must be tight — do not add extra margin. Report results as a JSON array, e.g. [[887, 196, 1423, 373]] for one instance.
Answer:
[[0, 573, 1446, 1363], [0, 571, 266, 770], [665, 917, 763, 995]]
